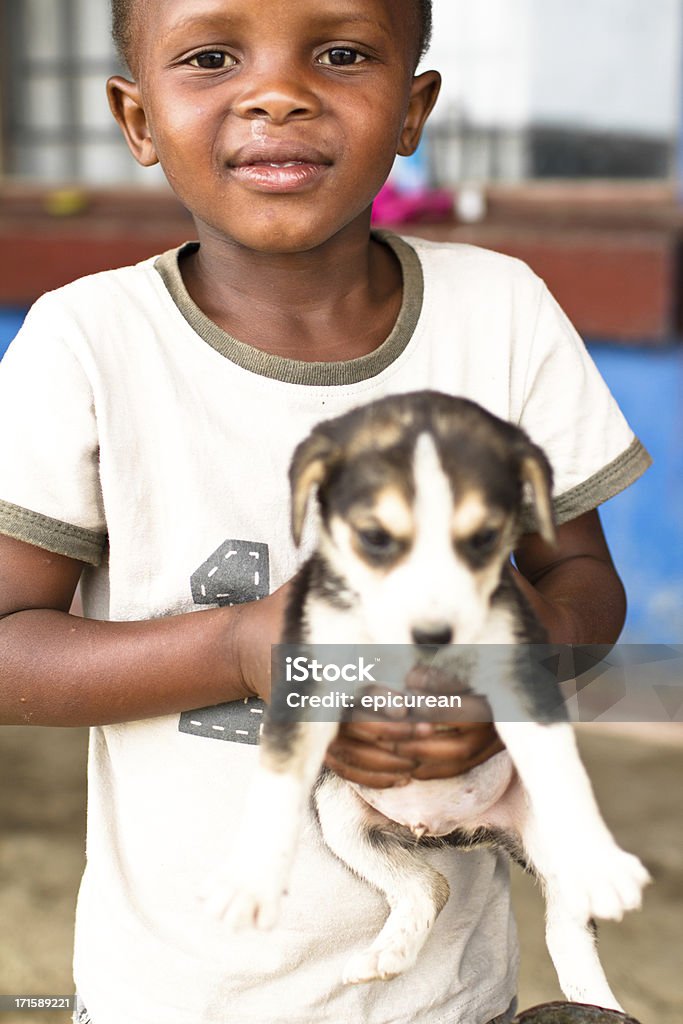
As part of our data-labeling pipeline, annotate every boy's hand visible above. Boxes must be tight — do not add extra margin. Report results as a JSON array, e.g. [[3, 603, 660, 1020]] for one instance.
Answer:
[[231, 583, 291, 702], [326, 658, 503, 787], [326, 695, 504, 788]]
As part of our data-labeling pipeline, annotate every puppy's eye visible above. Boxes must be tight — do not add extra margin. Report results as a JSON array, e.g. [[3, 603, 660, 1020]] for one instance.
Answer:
[[357, 527, 397, 555], [467, 528, 500, 554]]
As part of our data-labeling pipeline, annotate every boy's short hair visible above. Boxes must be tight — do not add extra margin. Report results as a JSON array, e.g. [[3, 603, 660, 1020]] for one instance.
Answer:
[[416, 0, 433, 60], [111, 0, 433, 73], [111, 0, 136, 71]]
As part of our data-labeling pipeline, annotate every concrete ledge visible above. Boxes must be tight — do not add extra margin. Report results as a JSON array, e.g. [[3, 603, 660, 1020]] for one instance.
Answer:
[[413, 222, 677, 342], [0, 182, 680, 343]]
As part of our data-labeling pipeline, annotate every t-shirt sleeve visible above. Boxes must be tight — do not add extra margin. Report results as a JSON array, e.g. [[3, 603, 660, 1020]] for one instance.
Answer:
[[516, 279, 651, 529], [0, 296, 107, 565]]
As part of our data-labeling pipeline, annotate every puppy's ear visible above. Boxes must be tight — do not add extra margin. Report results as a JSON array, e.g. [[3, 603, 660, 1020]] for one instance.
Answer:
[[289, 431, 338, 546], [519, 443, 556, 546]]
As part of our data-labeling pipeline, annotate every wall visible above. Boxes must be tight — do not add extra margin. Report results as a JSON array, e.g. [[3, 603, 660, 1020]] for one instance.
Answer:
[[528, 0, 682, 135], [427, 0, 681, 137]]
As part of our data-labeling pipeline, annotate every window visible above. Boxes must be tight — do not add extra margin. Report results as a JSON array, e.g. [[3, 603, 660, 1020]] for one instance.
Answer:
[[1, 0, 159, 184]]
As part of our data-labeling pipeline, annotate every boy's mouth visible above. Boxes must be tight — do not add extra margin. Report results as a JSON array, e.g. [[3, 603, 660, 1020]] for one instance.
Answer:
[[227, 144, 332, 193]]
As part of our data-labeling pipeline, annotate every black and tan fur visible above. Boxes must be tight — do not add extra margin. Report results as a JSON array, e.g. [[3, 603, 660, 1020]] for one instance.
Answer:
[[207, 392, 649, 1011]]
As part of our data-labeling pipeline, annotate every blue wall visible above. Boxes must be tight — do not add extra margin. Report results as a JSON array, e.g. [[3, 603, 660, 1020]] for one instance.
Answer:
[[0, 311, 25, 360], [0, 310, 680, 642], [590, 344, 683, 642]]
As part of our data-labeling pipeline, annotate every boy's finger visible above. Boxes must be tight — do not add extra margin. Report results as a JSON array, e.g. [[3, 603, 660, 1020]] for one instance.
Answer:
[[325, 756, 412, 789], [421, 695, 494, 722], [394, 727, 503, 763], [326, 737, 417, 774], [407, 734, 506, 780], [340, 720, 421, 743]]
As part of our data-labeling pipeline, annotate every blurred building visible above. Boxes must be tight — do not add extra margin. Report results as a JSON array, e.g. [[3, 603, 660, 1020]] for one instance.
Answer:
[[0, 0, 162, 185], [424, 0, 681, 185], [1, 0, 680, 188]]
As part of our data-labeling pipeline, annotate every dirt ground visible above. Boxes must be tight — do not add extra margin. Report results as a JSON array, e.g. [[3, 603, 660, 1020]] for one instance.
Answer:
[[0, 724, 681, 1024]]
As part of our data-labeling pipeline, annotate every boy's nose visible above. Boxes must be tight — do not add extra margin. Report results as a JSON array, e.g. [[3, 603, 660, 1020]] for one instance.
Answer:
[[233, 78, 322, 125]]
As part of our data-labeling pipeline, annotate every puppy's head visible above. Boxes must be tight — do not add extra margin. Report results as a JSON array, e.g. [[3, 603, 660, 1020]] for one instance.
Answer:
[[290, 392, 555, 644]]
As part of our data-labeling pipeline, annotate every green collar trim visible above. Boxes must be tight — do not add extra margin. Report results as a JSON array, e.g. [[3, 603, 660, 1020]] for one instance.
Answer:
[[154, 231, 423, 386]]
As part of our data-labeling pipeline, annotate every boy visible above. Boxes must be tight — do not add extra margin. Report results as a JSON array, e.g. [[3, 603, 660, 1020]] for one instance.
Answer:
[[0, 1, 650, 1022]]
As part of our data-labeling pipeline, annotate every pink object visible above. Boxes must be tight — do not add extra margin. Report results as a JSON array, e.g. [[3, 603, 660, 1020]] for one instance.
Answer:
[[372, 181, 453, 225]]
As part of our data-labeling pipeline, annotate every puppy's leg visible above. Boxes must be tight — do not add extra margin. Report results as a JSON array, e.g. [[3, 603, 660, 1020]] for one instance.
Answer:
[[470, 645, 649, 923], [489, 770, 627, 1010], [544, 899, 623, 1010], [492, 719, 649, 1009], [205, 720, 338, 929], [315, 773, 450, 984], [496, 720, 650, 924]]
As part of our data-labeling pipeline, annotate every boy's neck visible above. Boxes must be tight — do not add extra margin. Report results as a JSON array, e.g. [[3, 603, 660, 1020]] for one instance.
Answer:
[[179, 222, 403, 363]]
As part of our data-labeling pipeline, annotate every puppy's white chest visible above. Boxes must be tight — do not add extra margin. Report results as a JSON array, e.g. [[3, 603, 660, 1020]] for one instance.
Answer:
[[348, 749, 515, 837]]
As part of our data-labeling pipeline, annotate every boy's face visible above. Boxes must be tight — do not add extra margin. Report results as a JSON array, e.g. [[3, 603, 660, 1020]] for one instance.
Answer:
[[108, 0, 440, 254]]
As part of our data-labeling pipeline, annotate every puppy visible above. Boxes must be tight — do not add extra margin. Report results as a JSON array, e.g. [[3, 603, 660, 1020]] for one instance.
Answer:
[[208, 392, 650, 1012]]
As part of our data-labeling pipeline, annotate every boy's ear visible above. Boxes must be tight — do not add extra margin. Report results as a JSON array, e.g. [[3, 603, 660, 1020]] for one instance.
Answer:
[[397, 70, 441, 157], [107, 76, 159, 167]]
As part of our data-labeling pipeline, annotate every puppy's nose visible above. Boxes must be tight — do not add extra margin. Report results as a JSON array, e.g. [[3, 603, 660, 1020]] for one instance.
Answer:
[[411, 624, 453, 646]]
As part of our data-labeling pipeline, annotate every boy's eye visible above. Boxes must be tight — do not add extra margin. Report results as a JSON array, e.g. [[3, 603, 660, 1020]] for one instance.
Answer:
[[188, 51, 236, 70], [318, 47, 366, 67]]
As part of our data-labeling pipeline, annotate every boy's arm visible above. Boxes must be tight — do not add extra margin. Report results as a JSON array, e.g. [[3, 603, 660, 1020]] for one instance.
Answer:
[[0, 534, 287, 726], [512, 508, 625, 645], [0, 510, 623, 772]]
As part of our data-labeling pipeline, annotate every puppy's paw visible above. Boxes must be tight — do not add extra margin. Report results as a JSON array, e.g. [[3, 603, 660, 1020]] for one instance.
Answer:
[[583, 845, 651, 921], [206, 882, 284, 930], [342, 941, 417, 984], [551, 842, 651, 923], [201, 859, 287, 931]]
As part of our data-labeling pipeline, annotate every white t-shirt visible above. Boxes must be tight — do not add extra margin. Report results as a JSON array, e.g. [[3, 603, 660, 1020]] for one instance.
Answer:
[[0, 233, 649, 1024]]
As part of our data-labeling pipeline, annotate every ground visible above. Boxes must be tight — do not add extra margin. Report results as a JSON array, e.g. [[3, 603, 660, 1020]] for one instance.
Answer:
[[0, 724, 680, 1024]]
